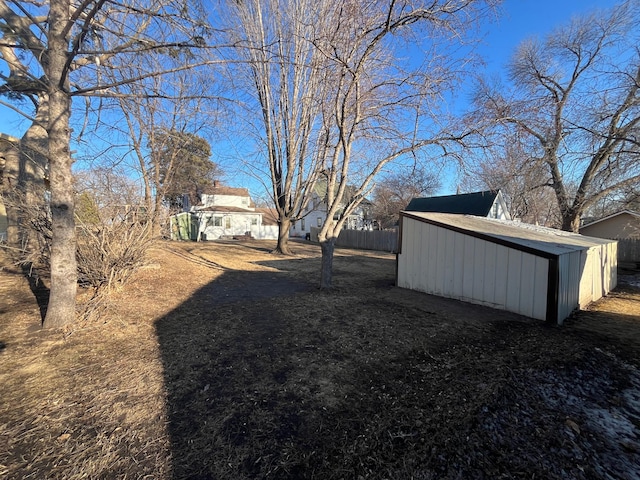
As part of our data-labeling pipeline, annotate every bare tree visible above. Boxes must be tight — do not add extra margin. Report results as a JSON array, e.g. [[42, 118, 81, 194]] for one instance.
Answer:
[[223, 0, 330, 254], [0, 0, 216, 327], [472, 1, 640, 232], [309, 0, 495, 287], [373, 166, 441, 229], [461, 139, 561, 226], [224, 0, 495, 286], [102, 63, 223, 237]]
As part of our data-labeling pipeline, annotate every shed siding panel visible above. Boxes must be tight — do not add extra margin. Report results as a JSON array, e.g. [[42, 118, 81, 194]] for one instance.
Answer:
[[519, 252, 536, 318], [592, 247, 603, 304], [557, 252, 581, 324], [506, 249, 522, 312], [397, 218, 412, 289], [416, 221, 428, 292], [462, 235, 475, 300], [609, 242, 618, 291], [426, 223, 439, 293], [444, 229, 456, 294], [473, 239, 486, 301], [435, 226, 447, 294], [579, 249, 594, 308], [410, 219, 421, 290], [452, 230, 465, 295], [494, 244, 509, 308], [483, 241, 498, 306], [532, 257, 549, 320]]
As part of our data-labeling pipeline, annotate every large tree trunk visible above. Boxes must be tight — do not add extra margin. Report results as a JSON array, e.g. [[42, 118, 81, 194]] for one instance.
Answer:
[[561, 212, 581, 233], [273, 216, 292, 255], [43, 0, 77, 328], [319, 237, 335, 289]]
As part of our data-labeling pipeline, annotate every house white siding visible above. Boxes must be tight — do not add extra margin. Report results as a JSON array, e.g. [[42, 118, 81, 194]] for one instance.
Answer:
[[200, 193, 252, 210], [196, 212, 261, 240], [251, 224, 279, 240], [397, 212, 617, 324]]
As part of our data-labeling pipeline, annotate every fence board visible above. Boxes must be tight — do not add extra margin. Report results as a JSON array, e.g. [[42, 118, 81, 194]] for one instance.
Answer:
[[618, 239, 640, 263], [310, 227, 398, 253]]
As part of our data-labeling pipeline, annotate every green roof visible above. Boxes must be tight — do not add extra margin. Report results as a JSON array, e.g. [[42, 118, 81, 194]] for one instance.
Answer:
[[405, 190, 499, 216]]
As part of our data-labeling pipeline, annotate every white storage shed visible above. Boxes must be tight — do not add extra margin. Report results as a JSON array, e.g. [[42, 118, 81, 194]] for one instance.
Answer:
[[396, 212, 618, 325]]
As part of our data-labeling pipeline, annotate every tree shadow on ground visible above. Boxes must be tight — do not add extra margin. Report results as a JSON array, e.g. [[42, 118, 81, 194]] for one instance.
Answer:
[[21, 263, 49, 322], [154, 255, 640, 480]]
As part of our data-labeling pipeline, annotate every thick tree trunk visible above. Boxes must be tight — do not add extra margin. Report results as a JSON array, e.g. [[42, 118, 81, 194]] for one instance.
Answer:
[[273, 216, 292, 255], [43, 0, 77, 328], [319, 238, 335, 289], [561, 213, 581, 233]]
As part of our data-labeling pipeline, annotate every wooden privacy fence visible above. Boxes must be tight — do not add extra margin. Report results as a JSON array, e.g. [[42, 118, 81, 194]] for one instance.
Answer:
[[310, 227, 398, 253], [618, 239, 640, 263]]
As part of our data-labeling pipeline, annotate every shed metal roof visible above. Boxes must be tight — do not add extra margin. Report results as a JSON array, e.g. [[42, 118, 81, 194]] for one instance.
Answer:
[[405, 190, 498, 216], [401, 212, 614, 258]]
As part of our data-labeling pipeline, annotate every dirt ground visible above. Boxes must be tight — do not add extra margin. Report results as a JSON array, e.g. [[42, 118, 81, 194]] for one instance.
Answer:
[[1, 239, 639, 479]]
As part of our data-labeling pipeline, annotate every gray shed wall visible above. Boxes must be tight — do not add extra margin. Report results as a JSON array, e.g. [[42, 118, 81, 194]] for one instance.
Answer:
[[397, 217, 549, 320], [397, 214, 617, 324]]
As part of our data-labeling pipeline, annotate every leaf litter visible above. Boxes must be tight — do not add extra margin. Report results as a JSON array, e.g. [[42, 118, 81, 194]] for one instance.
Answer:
[[0, 240, 639, 479]]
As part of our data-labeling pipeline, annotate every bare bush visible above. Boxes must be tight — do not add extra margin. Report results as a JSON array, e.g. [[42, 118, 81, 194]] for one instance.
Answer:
[[76, 219, 152, 291], [2, 185, 153, 321], [0, 186, 51, 268]]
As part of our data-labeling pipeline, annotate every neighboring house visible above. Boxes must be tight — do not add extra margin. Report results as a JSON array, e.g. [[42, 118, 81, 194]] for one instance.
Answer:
[[405, 190, 511, 220], [397, 212, 617, 325], [579, 210, 640, 240], [170, 183, 278, 240], [290, 182, 374, 238], [580, 210, 640, 264]]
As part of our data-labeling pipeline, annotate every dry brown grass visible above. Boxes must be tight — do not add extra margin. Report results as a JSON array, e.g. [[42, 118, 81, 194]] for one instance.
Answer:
[[1, 239, 639, 479]]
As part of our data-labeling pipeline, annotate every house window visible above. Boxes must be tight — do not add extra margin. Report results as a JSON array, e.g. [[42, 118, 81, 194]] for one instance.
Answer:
[[301, 218, 306, 230], [251, 217, 258, 226], [317, 217, 322, 227], [225, 217, 231, 229], [206, 216, 214, 227], [213, 216, 222, 227]]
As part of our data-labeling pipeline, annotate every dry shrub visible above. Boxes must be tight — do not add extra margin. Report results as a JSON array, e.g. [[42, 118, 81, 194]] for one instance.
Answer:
[[75, 215, 153, 321], [76, 219, 152, 290], [0, 186, 51, 268], [2, 184, 154, 319]]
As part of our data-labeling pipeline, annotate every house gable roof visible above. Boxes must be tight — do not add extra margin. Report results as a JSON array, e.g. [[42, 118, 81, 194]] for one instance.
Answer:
[[580, 210, 640, 229], [405, 190, 499, 216], [255, 207, 279, 225], [197, 206, 257, 214], [201, 186, 250, 197]]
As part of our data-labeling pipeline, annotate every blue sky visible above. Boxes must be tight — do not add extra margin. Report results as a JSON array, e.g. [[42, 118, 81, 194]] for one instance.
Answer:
[[480, 0, 621, 72], [0, 0, 626, 197], [433, 0, 624, 193]]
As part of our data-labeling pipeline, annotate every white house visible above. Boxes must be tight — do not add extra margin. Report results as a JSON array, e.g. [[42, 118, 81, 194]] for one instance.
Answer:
[[170, 183, 278, 240], [290, 182, 374, 238]]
